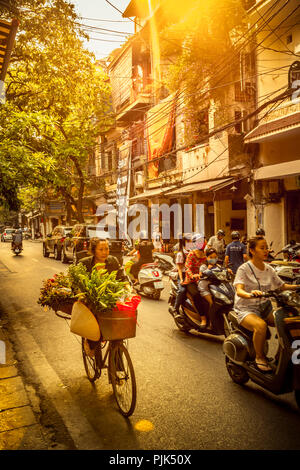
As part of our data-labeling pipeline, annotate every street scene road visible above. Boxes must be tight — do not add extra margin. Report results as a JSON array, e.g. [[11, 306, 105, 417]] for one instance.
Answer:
[[0, 241, 299, 450]]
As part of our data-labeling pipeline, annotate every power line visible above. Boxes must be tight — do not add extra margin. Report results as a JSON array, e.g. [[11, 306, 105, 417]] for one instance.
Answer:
[[107, 0, 291, 136], [76, 22, 133, 36], [81, 17, 131, 23]]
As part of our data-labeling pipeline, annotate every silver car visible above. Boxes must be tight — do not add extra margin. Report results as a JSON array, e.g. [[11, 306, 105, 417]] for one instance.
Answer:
[[1, 228, 15, 242]]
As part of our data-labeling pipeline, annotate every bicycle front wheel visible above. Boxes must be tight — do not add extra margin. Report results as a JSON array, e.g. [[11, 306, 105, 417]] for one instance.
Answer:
[[109, 342, 136, 417]]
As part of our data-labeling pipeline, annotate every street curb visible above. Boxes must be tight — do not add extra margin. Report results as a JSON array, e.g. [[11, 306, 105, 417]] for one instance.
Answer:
[[0, 316, 48, 450]]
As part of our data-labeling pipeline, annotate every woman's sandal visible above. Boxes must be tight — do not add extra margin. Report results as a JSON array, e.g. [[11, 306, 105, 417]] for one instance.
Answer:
[[254, 360, 273, 374]]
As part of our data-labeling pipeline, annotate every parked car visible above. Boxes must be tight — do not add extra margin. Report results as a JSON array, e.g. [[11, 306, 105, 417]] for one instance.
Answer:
[[43, 226, 73, 260], [61, 224, 124, 265], [1, 228, 15, 242]]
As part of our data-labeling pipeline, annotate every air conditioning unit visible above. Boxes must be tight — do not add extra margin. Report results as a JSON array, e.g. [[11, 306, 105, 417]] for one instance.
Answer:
[[135, 171, 144, 188], [263, 180, 283, 202]]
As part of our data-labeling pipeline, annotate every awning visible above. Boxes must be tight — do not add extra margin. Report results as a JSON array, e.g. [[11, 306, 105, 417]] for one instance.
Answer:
[[245, 111, 300, 143], [254, 160, 300, 180], [130, 185, 177, 201], [0, 19, 18, 83], [165, 178, 234, 196]]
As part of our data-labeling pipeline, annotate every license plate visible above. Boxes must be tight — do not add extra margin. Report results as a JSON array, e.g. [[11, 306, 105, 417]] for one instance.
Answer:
[[154, 281, 164, 289]]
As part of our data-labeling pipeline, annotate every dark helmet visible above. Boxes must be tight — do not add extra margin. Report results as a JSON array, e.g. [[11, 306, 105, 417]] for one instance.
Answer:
[[217, 229, 225, 237], [231, 231, 240, 240], [256, 228, 265, 236]]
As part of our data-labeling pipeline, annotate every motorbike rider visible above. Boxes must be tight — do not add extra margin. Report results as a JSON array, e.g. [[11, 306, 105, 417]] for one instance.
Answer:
[[184, 234, 207, 328], [169, 236, 189, 319], [198, 248, 234, 327], [12, 228, 23, 251], [130, 231, 154, 282], [234, 236, 299, 373], [224, 231, 248, 274], [206, 229, 226, 264]]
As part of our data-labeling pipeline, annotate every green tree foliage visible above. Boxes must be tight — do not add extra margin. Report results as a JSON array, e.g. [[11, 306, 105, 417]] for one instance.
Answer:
[[160, 0, 246, 147], [0, 0, 113, 220]]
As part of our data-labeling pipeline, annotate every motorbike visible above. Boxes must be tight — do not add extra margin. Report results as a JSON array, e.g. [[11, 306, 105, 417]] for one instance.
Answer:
[[269, 241, 300, 285], [11, 243, 22, 256], [153, 251, 176, 274], [168, 267, 235, 335], [125, 260, 164, 300], [275, 241, 300, 262], [223, 289, 300, 409], [270, 260, 300, 285]]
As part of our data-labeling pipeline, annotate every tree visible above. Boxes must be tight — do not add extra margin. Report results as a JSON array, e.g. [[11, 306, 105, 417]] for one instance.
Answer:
[[0, 0, 113, 221], [160, 0, 247, 146]]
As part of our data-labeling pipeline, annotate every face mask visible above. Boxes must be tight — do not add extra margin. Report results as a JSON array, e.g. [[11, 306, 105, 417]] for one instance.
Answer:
[[209, 258, 218, 265]]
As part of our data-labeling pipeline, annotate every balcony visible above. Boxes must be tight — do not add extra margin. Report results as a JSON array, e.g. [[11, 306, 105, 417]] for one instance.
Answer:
[[116, 89, 152, 124], [245, 100, 300, 143]]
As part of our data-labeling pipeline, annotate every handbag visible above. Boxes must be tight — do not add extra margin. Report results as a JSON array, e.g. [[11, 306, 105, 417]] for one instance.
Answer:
[[70, 301, 100, 341], [247, 262, 273, 318]]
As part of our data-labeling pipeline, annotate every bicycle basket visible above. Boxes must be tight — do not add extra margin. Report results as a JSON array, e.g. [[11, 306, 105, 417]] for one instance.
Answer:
[[96, 308, 137, 341]]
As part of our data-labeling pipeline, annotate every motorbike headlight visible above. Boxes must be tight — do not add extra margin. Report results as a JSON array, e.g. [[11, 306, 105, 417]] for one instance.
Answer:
[[213, 290, 232, 304], [280, 291, 300, 307]]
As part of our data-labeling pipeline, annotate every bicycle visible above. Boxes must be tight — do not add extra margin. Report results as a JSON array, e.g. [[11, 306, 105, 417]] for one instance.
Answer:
[[82, 337, 136, 417], [55, 301, 137, 417]]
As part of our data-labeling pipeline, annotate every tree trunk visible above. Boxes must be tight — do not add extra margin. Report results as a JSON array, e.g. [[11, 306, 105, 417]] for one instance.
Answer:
[[69, 155, 85, 223]]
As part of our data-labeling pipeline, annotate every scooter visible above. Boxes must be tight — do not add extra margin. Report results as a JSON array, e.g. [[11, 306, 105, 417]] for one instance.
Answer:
[[223, 289, 300, 409], [275, 241, 300, 262], [153, 251, 175, 274], [11, 243, 22, 256], [168, 267, 235, 335], [270, 260, 300, 285], [125, 260, 164, 300]]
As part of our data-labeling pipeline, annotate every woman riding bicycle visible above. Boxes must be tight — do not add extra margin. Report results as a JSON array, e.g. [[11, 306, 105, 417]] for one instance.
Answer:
[[80, 237, 129, 356]]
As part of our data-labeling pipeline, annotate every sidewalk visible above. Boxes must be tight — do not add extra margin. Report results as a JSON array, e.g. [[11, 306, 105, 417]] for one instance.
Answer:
[[0, 314, 48, 449]]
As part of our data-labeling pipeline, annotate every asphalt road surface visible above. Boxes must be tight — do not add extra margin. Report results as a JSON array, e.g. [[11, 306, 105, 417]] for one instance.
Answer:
[[0, 240, 299, 450]]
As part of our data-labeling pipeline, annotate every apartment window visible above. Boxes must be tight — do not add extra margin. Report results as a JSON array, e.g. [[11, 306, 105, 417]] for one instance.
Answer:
[[193, 108, 209, 145], [235, 81, 253, 102], [231, 218, 245, 230], [234, 111, 242, 133], [289, 61, 300, 99], [232, 200, 246, 211], [101, 151, 106, 172], [107, 150, 112, 171]]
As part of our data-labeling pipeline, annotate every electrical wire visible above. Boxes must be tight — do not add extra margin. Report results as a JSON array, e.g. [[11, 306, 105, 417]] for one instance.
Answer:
[[106, 0, 292, 136]]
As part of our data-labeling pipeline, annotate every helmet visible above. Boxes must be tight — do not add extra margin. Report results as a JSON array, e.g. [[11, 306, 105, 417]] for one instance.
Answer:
[[139, 230, 147, 240], [191, 233, 205, 251], [192, 233, 204, 242], [231, 231, 240, 240], [217, 229, 225, 236], [256, 228, 265, 236]]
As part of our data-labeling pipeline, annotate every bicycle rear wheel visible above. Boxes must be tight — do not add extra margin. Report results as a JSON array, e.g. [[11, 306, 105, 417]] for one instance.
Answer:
[[109, 342, 136, 417], [82, 338, 100, 382]]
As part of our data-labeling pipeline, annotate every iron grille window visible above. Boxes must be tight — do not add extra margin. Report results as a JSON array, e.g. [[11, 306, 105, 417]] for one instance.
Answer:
[[289, 61, 300, 100]]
